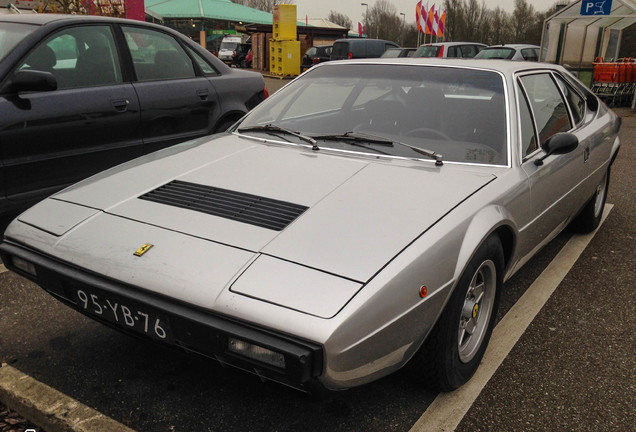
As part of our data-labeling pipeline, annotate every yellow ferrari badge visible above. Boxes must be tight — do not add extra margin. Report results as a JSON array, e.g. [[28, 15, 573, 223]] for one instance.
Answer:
[[133, 243, 153, 257]]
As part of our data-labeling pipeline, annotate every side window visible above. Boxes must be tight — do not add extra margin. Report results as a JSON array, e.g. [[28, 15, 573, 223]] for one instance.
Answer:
[[518, 88, 539, 157], [554, 75, 585, 125], [460, 45, 477, 58], [447, 46, 458, 57], [184, 45, 218, 76], [521, 48, 539, 62], [518, 73, 572, 145], [19, 25, 122, 89], [122, 26, 196, 81]]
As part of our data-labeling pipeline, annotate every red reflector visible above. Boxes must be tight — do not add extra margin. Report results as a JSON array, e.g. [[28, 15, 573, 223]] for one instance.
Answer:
[[419, 286, 428, 298], [264, 87, 269, 98], [313, 58, 319, 64], [438, 45, 444, 58], [348, 52, 353, 59]]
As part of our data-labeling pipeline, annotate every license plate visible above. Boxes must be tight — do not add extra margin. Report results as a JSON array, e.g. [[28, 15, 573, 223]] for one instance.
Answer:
[[74, 287, 173, 344]]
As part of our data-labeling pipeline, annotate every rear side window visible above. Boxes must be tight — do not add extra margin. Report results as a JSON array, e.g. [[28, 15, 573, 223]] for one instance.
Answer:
[[460, 45, 481, 58], [332, 42, 349, 58], [123, 26, 196, 81], [519, 73, 572, 145], [554, 75, 585, 125], [184, 44, 218, 76], [521, 48, 539, 61]]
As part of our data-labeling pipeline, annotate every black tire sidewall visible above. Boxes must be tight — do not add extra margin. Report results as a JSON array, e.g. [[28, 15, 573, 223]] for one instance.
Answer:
[[434, 235, 504, 391], [576, 168, 610, 233]]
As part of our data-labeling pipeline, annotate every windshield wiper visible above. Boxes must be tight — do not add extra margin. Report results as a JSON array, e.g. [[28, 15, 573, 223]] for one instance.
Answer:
[[237, 124, 319, 150], [312, 131, 443, 166]]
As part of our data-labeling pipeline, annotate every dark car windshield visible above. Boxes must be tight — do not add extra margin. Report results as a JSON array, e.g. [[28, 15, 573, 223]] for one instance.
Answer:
[[237, 64, 508, 166], [414, 45, 441, 57], [475, 48, 515, 60], [0, 22, 38, 62], [220, 42, 239, 50]]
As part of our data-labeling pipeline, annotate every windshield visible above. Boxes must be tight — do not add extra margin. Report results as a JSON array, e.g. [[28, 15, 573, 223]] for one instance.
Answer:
[[0, 22, 38, 62], [475, 48, 515, 60], [237, 64, 508, 166], [220, 42, 239, 50]]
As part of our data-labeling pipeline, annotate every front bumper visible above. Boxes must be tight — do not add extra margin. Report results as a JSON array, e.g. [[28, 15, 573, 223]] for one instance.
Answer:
[[0, 241, 323, 391]]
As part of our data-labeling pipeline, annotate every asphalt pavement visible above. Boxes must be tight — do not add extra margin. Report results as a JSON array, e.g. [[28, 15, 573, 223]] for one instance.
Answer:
[[0, 105, 634, 432]]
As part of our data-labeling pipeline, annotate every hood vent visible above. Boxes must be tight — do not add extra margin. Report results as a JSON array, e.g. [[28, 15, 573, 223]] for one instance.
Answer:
[[139, 180, 308, 231]]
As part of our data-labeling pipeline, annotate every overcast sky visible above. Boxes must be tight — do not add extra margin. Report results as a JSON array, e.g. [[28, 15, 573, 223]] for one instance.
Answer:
[[294, 0, 564, 25]]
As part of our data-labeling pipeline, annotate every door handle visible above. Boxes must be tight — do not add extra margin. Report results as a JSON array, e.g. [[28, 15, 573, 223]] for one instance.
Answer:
[[584, 146, 590, 162], [197, 89, 209, 101], [111, 98, 130, 112]]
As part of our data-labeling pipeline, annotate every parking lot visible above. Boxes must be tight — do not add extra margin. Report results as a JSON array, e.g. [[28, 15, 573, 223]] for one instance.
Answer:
[[0, 107, 634, 432]]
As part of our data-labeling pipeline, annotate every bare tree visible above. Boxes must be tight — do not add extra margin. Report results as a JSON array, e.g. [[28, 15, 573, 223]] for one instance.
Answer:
[[36, 0, 139, 17], [511, 0, 536, 43], [231, 0, 295, 13], [366, 0, 400, 42], [443, 0, 466, 42], [487, 7, 513, 45], [327, 10, 352, 31]]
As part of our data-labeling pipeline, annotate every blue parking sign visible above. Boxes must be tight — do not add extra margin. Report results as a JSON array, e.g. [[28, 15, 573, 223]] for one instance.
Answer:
[[581, 0, 613, 15]]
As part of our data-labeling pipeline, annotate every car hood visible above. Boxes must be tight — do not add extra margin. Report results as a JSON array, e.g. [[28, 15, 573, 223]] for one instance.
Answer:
[[27, 135, 495, 283]]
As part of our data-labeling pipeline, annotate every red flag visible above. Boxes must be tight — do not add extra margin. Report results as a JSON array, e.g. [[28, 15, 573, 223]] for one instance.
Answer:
[[358, 22, 363, 37], [415, 1, 422, 33], [426, 4, 435, 35], [437, 10, 446, 37]]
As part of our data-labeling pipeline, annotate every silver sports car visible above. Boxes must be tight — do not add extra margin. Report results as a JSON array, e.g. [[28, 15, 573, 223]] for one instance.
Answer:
[[0, 59, 621, 393]]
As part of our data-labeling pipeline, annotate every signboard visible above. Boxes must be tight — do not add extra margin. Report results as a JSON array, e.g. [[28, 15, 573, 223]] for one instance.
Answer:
[[581, 0, 613, 16]]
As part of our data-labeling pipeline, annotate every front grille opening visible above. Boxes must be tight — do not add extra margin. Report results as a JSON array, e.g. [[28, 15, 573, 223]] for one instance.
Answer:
[[139, 180, 308, 231]]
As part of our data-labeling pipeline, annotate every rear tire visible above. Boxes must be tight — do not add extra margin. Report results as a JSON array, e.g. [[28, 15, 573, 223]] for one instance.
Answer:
[[573, 169, 609, 233], [413, 235, 503, 392]]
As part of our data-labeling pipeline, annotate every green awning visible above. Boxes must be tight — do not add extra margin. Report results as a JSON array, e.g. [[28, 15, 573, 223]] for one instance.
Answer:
[[145, 0, 307, 26]]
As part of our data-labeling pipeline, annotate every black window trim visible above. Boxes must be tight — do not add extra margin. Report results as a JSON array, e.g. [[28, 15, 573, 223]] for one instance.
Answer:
[[516, 69, 579, 164]]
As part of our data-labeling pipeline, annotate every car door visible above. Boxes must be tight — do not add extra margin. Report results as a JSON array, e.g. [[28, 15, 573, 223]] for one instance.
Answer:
[[121, 25, 221, 153], [517, 71, 590, 254], [0, 24, 141, 203]]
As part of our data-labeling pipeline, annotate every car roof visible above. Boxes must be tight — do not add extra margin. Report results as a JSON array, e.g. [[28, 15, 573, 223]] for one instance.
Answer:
[[419, 41, 486, 47], [318, 56, 561, 75], [484, 44, 540, 49], [0, 13, 155, 27]]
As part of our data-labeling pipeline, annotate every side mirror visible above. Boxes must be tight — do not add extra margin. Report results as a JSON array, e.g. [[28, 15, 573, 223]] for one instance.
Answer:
[[535, 133, 579, 166], [5, 70, 57, 94]]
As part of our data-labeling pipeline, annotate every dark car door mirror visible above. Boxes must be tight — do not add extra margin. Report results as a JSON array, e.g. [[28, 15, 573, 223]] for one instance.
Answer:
[[5, 70, 58, 94], [535, 132, 579, 166]]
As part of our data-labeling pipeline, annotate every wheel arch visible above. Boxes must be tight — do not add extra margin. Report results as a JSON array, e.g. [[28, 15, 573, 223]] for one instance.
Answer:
[[454, 205, 517, 285], [213, 110, 245, 132]]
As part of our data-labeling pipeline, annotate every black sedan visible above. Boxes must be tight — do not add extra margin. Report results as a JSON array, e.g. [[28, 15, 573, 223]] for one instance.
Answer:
[[0, 14, 267, 216]]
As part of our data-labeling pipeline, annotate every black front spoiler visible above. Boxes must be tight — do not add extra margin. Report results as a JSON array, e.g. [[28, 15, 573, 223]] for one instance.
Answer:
[[0, 241, 324, 391]]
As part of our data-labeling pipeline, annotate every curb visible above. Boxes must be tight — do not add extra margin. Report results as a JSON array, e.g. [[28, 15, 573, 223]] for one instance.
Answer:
[[0, 364, 136, 432]]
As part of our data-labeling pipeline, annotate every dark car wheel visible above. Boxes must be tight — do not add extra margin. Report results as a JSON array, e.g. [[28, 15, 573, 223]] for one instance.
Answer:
[[573, 169, 609, 233], [413, 235, 503, 392]]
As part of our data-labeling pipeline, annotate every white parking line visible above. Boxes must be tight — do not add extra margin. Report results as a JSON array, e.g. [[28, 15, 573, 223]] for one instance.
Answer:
[[409, 205, 613, 432]]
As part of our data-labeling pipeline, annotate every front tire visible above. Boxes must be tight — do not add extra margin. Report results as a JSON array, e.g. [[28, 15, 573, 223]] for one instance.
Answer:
[[414, 235, 503, 392]]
